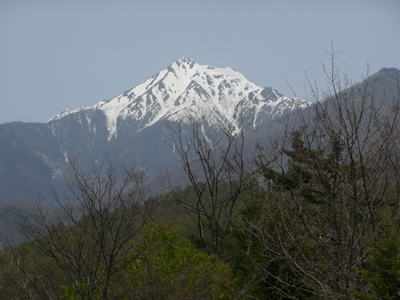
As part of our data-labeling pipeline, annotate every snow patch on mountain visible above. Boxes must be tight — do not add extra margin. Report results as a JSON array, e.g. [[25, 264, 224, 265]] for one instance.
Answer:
[[48, 57, 309, 139], [47, 106, 91, 123]]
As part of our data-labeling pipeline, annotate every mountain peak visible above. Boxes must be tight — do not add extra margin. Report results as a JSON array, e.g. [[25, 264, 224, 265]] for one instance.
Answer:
[[170, 57, 197, 70], [48, 59, 309, 139], [176, 56, 195, 64]]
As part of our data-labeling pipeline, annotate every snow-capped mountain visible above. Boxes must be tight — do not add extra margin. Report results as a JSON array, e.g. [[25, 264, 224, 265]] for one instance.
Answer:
[[48, 57, 308, 139], [0, 57, 316, 203]]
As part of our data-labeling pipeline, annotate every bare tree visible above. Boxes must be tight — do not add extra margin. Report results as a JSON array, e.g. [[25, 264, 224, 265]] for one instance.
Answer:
[[164, 116, 251, 254], [248, 51, 400, 298], [1, 157, 150, 299]]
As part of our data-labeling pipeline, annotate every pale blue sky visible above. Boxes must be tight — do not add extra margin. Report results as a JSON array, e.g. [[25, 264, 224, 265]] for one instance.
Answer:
[[1, 0, 399, 123]]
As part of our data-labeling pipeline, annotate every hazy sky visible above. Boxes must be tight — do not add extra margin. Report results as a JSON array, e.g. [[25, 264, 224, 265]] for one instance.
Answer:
[[1, 1, 399, 123]]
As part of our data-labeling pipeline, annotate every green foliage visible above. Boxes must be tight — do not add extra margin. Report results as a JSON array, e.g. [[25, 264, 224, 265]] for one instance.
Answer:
[[229, 188, 317, 299], [0, 240, 68, 299], [352, 220, 400, 300], [159, 182, 244, 253], [123, 224, 233, 299], [58, 224, 233, 300]]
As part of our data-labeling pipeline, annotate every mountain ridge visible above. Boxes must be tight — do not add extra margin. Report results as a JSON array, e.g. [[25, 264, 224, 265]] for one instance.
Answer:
[[48, 57, 309, 139]]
